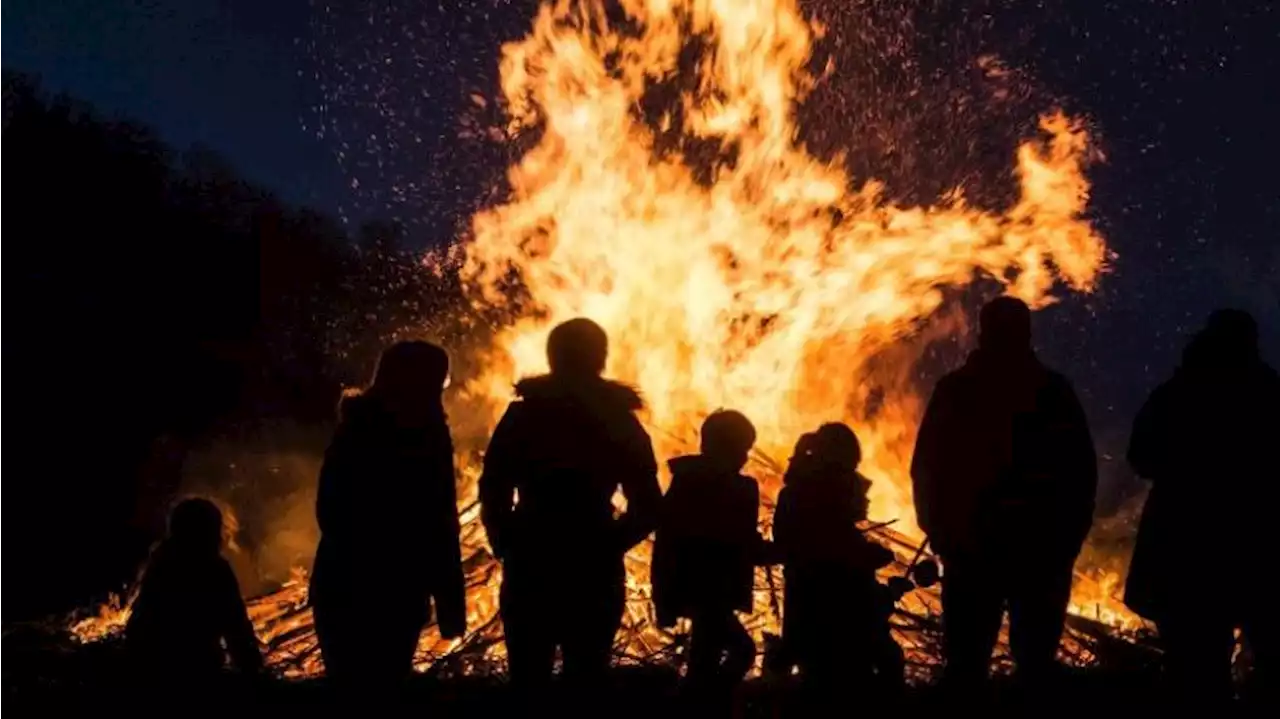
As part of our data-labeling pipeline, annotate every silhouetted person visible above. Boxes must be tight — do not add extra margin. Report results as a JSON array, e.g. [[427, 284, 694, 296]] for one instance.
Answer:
[[1126, 309, 1280, 705], [125, 498, 263, 691], [775, 424, 904, 694], [652, 409, 767, 690], [480, 318, 662, 691], [309, 341, 466, 693], [911, 296, 1097, 693]]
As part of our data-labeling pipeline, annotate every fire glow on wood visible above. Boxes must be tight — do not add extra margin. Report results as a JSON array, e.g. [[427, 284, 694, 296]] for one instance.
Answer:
[[70, 0, 1148, 678]]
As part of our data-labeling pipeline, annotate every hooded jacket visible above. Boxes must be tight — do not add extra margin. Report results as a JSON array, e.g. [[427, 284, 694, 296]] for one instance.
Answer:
[[651, 454, 764, 627], [479, 374, 661, 568]]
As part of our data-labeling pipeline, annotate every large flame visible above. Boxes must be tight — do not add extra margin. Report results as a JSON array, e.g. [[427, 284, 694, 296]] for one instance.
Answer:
[[69, 0, 1140, 674], [460, 0, 1106, 529]]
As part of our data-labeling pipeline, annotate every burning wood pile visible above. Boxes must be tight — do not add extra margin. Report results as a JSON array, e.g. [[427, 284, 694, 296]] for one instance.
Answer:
[[69, 441, 1156, 682]]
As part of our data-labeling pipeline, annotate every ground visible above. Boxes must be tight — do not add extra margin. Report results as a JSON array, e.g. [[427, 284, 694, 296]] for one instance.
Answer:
[[3, 621, 1189, 717]]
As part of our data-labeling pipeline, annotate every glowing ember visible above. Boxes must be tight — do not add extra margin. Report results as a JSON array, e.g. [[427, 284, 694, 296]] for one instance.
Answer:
[[69, 0, 1145, 676], [69, 592, 134, 644]]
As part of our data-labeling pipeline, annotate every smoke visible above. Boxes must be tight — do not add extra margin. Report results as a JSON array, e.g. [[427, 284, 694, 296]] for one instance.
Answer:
[[175, 419, 327, 596]]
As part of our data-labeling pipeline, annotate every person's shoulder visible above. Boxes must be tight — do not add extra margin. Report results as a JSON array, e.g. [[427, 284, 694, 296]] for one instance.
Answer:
[[667, 454, 700, 477], [931, 366, 973, 396], [1255, 361, 1280, 390], [934, 367, 965, 387], [206, 553, 240, 586], [515, 374, 644, 413], [1036, 363, 1081, 396]]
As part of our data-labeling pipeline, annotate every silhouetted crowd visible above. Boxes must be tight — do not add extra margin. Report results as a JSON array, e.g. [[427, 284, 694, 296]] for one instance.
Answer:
[[123, 300, 1278, 708]]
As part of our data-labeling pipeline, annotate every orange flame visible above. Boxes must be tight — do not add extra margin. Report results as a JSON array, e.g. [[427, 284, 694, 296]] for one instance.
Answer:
[[461, 0, 1107, 528]]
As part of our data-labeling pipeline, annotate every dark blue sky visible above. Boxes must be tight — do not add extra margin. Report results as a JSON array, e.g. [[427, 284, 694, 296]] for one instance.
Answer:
[[4, 0, 344, 207]]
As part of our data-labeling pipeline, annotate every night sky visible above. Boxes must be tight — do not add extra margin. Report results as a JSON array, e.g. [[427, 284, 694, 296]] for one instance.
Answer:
[[6, 0, 1278, 506]]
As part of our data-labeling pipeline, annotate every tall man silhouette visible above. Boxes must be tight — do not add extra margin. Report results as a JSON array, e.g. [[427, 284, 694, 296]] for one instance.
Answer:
[[1126, 309, 1279, 705], [480, 318, 662, 690], [911, 297, 1097, 693]]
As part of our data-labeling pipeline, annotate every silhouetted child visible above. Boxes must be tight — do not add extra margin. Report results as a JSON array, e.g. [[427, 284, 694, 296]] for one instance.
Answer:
[[125, 498, 263, 689], [774, 423, 903, 692], [652, 410, 769, 688]]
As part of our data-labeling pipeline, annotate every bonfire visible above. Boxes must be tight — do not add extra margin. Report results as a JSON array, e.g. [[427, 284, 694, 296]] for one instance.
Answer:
[[70, 0, 1153, 680]]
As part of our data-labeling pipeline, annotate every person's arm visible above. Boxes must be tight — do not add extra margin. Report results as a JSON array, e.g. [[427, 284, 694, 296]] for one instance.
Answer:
[[612, 415, 662, 552], [431, 423, 467, 639], [216, 559, 264, 675], [650, 472, 678, 628], [316, 423, 357, 537], [743, 481, 774, 565], [853, 537, 896, 571], [1055, 377, 1098, 549], [772, 487, 794, 561], [1127, 385, 1169, 483], [479, 403, 524, 560], [910, 378, 953, 543]]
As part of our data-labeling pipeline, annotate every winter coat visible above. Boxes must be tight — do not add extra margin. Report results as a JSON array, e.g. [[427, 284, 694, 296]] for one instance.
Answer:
[[774, 467, 895, 657], [479, 374, 661, 579], [651, 454, 764, 627], [1124, 357, 1279, 622], [910, 348, 1097, 562], [309, 391, 466, 638]]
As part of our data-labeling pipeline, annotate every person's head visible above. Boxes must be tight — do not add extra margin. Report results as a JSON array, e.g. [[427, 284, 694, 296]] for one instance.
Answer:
[[811, 422, 862, 474], [699, 409, 757, 471], [167, 498, 225, 554], [1191, 308, 1260, 369], [978, 296, 1033, 356], [547, 318, 609, 377], [810, 424, 869, 518], [370, 340, 450, 404]]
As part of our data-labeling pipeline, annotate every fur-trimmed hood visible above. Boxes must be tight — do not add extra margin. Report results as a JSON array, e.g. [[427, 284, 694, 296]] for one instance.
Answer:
[[513, 374, 644, 416]]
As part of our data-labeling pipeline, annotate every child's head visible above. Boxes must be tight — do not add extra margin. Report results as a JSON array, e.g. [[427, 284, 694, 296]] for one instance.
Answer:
[[788, 423, 870, 517], [700, 409, 757, 471], [168, 498, 225, 554], [811, 422, 861, 473]]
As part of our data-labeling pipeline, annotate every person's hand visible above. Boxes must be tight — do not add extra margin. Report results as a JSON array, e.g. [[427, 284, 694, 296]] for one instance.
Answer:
[[439, 618, 466, 641], [438, 604, 467, 640], [886, 576, 915, 600]]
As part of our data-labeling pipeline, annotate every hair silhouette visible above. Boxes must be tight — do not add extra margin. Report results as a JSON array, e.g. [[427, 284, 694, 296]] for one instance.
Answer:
[[547, 317, 609, 376], [978, 295, 1032, 354]]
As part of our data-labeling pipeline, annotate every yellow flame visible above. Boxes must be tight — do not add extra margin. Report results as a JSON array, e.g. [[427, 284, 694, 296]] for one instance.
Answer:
[[462, 0, 1107, 528], [69, 592, 133, 644]]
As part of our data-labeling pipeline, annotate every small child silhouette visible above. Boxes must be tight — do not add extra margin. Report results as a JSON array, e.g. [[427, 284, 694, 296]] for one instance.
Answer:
[[775, 423, 903, 691], [652, 410, 770, 688], [125, 498, 263, 686]]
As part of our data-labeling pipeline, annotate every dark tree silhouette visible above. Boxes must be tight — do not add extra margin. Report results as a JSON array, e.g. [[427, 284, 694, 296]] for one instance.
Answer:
[[2, 73, 451, 618]]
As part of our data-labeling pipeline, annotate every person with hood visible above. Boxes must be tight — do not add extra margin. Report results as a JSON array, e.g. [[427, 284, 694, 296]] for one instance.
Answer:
[[125, 498, 263, 689], [774, 423, 902, 692], [480, 318, 662, 689], [309, 340, 466, 692], [910, 296, 1097, 693], [1125, 309, 1279, 705], [651, 409, 767, 689]]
